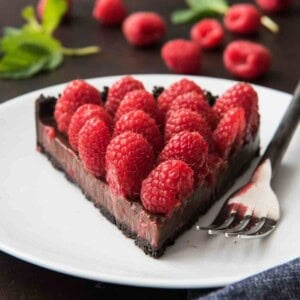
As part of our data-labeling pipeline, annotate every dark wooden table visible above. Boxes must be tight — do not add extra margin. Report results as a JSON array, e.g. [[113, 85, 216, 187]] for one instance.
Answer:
[[0, 0, 299, 299]]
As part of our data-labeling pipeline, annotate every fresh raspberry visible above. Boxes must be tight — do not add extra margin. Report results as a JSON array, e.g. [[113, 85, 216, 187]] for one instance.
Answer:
[[213, 107, 246, 159], [256, 0, 293, 12], [54, 80, 102, 134], [78, 118, 111, 177], [224, 4, 261, 34], [161, 39, 201, 75], [115, 89, 162, 126], [105, 76, 144, 116], [122, 12, 166, 47], [168, 91, 217, 129], [105, 132, 154, 198], [223, 40, 271, 80], [191, 19, 224, 49], [93, 0, 127, 26], [141, 160, 194, 214], [37, 0, 72, 19], [113, 110, 163, 155], [213, 82, 259, 140], [157, 78, 203, 114], [68, 104, 113, 151], [165, 109, 212, 143], [158, 131, 209, 176]]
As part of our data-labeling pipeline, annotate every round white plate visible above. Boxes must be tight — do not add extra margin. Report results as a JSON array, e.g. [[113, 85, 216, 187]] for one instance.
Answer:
[[0, 75, 299, 289]]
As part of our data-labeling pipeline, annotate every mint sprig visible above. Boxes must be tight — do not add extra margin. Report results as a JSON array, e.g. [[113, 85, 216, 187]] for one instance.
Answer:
[[0, 0, 100, 80]]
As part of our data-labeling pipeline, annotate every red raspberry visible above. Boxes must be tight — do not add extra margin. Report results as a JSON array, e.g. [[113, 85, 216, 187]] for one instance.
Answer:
[[141, 160, 194, 214], [191, 19, 224, 49], [122, 12, 166, 47], [224, 4, 261, 34], [158, 131, 208, 176], [37, 0, 72, 19], [105, 132, 154, 198], [161, 39, 201, 75], [54, 80, 102, 134], [213, 82, 259, 140], [105, 76, 144, 116], [157, 78, 203, 114], [213, 107, 246, 159], [78, 118, 111, 177], [113, 110, 163, 155], [256, 0, 293, 12], [68, 104, 113, 151], [93, 0, 127, 26], [165, 109, 212, 143], [168, 91, 217, 129]]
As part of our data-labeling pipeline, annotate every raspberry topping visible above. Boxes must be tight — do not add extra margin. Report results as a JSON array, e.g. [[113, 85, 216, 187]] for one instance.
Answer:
[[256, 0, 293, 12], [105, 132, 154, 197], [54, 80, 102, 134], [141, 160, 194, 214], [78, 118, 111, 177]]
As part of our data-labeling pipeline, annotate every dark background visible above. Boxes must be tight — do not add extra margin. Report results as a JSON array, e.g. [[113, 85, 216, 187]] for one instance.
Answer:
[[0, 0, 299, 299]]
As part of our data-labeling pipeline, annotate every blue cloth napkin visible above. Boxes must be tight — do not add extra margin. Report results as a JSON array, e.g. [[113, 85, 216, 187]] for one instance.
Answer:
[[188, 257, 300, 300]]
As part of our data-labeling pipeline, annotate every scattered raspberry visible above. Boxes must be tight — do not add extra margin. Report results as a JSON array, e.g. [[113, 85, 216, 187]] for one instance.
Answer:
[[54, 80, 102, 134], [168, 91, 217, 129], [141, 160, 194, 214], [68, 104, 113, 151], [161, 39, 201, 75], [224, 4, 261, 34], [93, 0, 127, 26], [114, 110, 163, 155], [157, 78, 203, 114], [105, 132, 154, 197], [78, 118, 111, 177], [37, 0, 72, 19], [191, 19, 224, 49], [105, 76, 144, 116], [256, 0, 293, 12], [213, 107, 246, 159], [165, 109, 212, 143], [122, 12, 166, 46]]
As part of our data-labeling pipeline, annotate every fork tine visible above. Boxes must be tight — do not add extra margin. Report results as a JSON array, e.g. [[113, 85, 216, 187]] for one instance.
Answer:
[[232, 217, 267, 237], [207, 213, 237, 234], [238, 218, 277, 239], [199, 210, 236, 231], [224, 215, 252, 237]]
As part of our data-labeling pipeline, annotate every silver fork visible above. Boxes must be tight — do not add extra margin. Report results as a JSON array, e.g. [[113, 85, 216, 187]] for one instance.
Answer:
[[199, 81, 300, 239]]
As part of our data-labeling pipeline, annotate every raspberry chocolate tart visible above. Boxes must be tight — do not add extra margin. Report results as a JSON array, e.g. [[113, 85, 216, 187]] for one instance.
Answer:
[[35, 76, 260, 258]]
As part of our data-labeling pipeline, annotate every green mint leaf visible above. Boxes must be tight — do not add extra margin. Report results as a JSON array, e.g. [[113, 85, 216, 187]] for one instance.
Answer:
[[22, 6, 41, 32], [187, 0, 229, 15], [171, 9, 202, 24]]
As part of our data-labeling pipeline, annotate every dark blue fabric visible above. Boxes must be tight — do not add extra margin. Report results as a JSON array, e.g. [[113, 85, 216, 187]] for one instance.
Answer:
[[189, 257, 300, 300]]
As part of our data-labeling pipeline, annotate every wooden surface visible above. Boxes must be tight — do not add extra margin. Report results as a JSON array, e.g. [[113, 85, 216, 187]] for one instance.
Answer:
[[0, 0, 299, 299]]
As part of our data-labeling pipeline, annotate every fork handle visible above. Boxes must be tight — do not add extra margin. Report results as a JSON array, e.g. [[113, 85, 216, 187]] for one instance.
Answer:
[[259, 80, 300, 180]]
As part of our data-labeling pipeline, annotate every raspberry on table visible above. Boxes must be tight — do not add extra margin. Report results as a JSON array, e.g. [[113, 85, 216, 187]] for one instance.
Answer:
[[105, 76, 145, 116], [191, 19, 224, 49], [224, 4, 261, 34], [141, 160, 194, 214], [54, 80, 103, 134], [93, 0, 127, 26], [223, 40, 271, 80], [122, 12, 166, 46], [113, 110, 163, 155], [161, 39, 201, 75], [105, 132, 155, 198], [256, 0, 294, 12], [68, 104, 113, 151], [37, 0, 72, 19], [78, 118, 111, 178]]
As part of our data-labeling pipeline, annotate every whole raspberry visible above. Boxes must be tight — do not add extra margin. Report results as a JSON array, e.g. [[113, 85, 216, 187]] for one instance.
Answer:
[[37, 0, 72, 19], [158, 131, 208, 176], [105, 76, 144, 116], [105, 132, 154, 198], [54, 80, 102, 134], [157, 78, 203, 114], [68, 104, 113, 151], [213, 107, 246, 159], [224, 4, 261, 34], [93, 0, 127, 26], [168, 91, 217, 129], [161, 39, 201, 75], [114, 110, 163, 155], [78, 118, 111, 177], [165, 109, 212, 143], [122, 12, 166, 47], [141, 160, 194, 214], [256, 0, 293, 12], [191, 19, 224, 49]]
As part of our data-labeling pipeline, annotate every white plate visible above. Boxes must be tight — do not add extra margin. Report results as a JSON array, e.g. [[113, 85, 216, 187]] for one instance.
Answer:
[[0, 75, 299, 289]]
